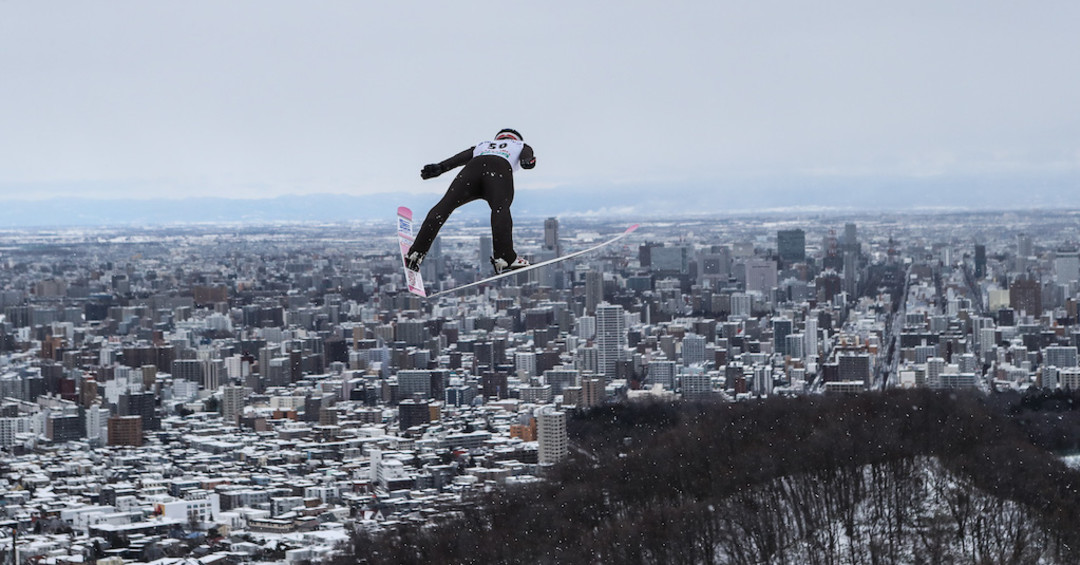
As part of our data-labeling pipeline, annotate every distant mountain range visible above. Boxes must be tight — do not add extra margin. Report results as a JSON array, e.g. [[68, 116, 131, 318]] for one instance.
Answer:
[[0, 172, 1074, 227]]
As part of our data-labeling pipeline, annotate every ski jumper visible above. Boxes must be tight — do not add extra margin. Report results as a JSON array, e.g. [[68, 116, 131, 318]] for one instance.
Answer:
[[411, 138, 536, 263]]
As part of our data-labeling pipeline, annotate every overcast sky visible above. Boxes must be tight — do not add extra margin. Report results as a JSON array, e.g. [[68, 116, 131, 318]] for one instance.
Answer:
[[1, 1, 1078, 208]]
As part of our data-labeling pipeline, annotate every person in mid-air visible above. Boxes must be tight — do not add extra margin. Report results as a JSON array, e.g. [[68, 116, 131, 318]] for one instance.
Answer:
[[404, 128, 536, 274]]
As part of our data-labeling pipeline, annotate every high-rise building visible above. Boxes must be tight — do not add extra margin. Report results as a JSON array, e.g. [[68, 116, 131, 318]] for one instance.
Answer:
[[730, 293, 752, 318], [478, 235, 493, 271], [777, 229, 806, 265], [651, 246, 690, 274], [699, 246, 732, 288], [804, 317, 819, 359], [398, 397, 431, 431], [1009, 273, 1042, 317], [1060, 368, 1080, 390], [1018, 233, 1034, 258], [172, 359, 204, 387], [1055, 249, 1080, 284], [785, 333, 806, 360], [537, 405, 568, 465], [397, 370, 432, 400], [843, 250, 858, 297], [680, 369, 712, 400], [515, 351, 538, 378], [843, 223, 858, 250], [838, 354, 871, 385], [396, 319, 427, 347], [974, 244, 987, 279], [682, 334, 706, 366], [575, 315, 596, 339], [222, 385, 246, 423], [773, 318, 793, 356], [120, 391, 159, 431], [575, 345, 598, 374], [581, 377, 605, 407], [543, 369, 579, 394], [585, 271, 603, 315], [743, 259, 778, 295], [543, 217, 561, 255], [595, 303, 626, 378], [925, 357, 946, 388], [1045, 346, 1078, 369], [648, 359, 677, 389], [421, 235, 442, 283], [108, 415, 142, 446]]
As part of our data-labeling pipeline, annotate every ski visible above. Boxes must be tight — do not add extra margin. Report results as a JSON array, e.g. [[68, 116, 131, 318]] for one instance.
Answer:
[[397, 206, 427, 297], [426, 223, 640, 299]]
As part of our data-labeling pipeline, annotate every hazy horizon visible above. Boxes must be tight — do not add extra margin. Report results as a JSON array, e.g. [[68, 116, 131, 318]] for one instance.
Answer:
[[2, 1, 1078, 211]]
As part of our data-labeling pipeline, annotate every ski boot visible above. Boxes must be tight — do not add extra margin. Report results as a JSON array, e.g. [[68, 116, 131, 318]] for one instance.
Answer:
[[491, 255, 530, 274], [404, 250, 425, 271]]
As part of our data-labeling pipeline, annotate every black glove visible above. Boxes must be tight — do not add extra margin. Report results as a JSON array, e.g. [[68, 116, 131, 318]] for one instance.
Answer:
[[421, 164, 443, 180]]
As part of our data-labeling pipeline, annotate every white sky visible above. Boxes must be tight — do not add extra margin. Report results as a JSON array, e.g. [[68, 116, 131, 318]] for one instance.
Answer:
[[1, 1, 1078, 202]]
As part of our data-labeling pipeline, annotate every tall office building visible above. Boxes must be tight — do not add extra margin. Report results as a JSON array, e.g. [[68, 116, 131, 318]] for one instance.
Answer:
[[575, 345, 598, 374], [1045, 346, 1078, 369], [699, 246, 732, 288], [974, 244, 987, 279], [682, 334, 706, 366], [120, 391, 159, 431], [581, 377, 605, 408], [543, 217, 561, 255], [543, 369, 580, 394], [785, 333, 806, 360], [843, 250, 858, 298], [651, 246, 690, 274], [843, 223, 858, 250], [478, 235, 493, 271], [585, 271, 603, 315], [397, 370, 433, 400], [398, 397, 431, 431], [108, 415, 143, 447], [595, 303, 627, 378], [421, 235, 442, 283], [648, 359, 677, 389], [1060, 368, 1080, 390], [1055, 249, 1080, 284], [838, 354, 872, 385], [575, 315, 596, 339], [396, 319, 427, 347], [773, 318, 793, 356], [515, 351, 538, 378], [680, 369, 712, 400], [804, 317, 819, 359], [777, 229, 806, 265], [171, 359, 204, 388], [743, 259, 778, 295], [730, 293, 752, 318], [537, 405, 568, 465], [1009, 273, 1042, 317], [1018, 233, 1034, 258], [205, 359, 225, 391]]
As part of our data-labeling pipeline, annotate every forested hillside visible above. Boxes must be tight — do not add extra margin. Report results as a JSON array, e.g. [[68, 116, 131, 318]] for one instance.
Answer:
[[341, 389, 1080, 564]]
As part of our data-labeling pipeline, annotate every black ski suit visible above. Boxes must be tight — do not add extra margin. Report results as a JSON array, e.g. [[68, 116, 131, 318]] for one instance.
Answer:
[[410, 141, 536, 264]]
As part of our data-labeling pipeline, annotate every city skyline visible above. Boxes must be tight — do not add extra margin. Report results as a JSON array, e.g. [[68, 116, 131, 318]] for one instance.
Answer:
[[3, 209, 1080, 562]]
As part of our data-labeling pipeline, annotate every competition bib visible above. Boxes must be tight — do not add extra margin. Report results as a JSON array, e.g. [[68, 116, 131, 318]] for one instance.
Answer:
[[473, 139, 525, 170]]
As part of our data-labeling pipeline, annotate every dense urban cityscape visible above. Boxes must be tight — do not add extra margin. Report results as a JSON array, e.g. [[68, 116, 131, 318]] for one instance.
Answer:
[[2, 208, 1080, 563]]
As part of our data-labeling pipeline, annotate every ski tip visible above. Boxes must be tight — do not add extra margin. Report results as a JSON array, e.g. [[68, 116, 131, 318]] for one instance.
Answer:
[[397, 206, 412, 219], [625, 224, 640, 234]]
